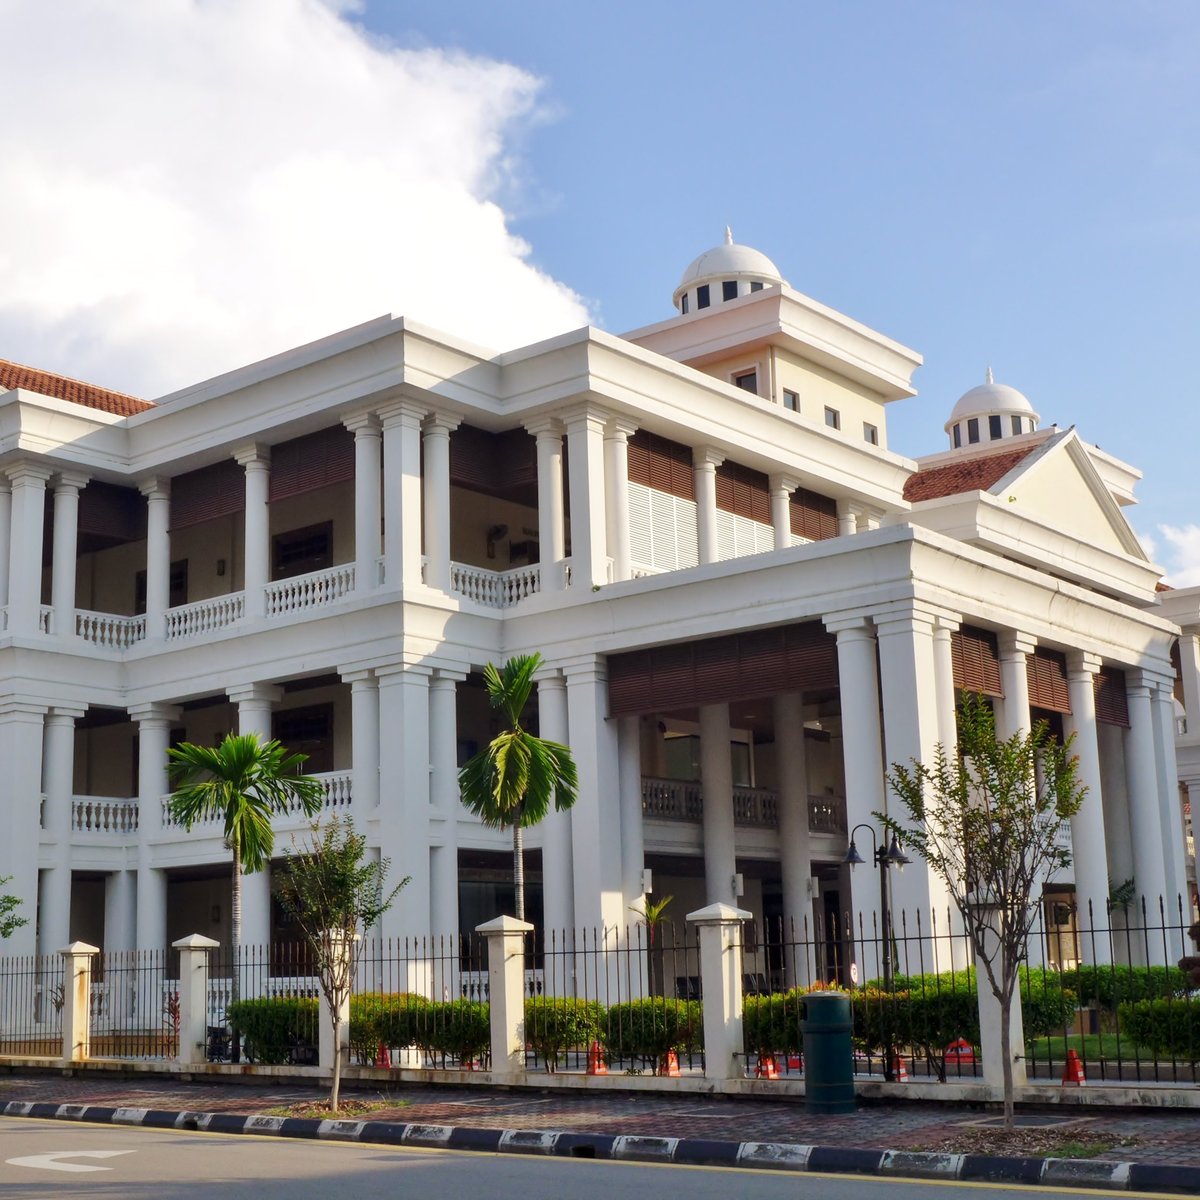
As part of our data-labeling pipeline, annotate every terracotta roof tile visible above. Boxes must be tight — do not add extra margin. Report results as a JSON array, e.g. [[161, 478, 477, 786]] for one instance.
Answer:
[[0, 358, 151, 417], [904, 444, 1039, 504]]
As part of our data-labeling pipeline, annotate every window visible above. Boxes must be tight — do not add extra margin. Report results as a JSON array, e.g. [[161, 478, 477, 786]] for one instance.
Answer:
[[953, 423, 962, 448], [863, 422, 879, 445], [134, 559, 188, 614], [749, 280, 763, 293], [989, 414, 1003, 440], [782, 389, 800, 412], [696, 284, 710, 309], [1011, 415, 1023, 435], [967, 417, 980, 443], [680, 293, 689, 314], [824, 406, 840, 430], [272, 703, 334, 773], [272, 522, 333, 580], [722, 280, 738, 302], [733, 370, 758, 395]]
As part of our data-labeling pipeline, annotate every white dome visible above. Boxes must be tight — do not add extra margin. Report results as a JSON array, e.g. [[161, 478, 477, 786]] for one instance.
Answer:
[[672, 228, 785, 312], [945, 370, 1040, 447]]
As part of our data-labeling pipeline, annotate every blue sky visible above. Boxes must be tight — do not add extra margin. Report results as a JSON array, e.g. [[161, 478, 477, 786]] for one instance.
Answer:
[[2, 1, 1197, 578]]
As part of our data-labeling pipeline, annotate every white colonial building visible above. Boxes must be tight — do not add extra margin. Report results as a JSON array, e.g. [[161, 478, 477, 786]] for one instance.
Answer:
[[0, 232, 1192, 968]]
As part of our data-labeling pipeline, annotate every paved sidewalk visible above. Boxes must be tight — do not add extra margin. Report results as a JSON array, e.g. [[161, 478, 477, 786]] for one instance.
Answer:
[[1, 1070, 1198, 1167]]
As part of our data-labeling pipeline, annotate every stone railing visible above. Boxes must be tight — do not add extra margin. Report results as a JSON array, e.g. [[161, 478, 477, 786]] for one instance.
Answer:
[[166, 592, 245, 640], [160, 770, 352, 828], [641, 776, 847, 835], [76, 610, 147, 649], [264, 563, 355, 617], [450, 561, 541, 608], [72, 796, 139, 834]]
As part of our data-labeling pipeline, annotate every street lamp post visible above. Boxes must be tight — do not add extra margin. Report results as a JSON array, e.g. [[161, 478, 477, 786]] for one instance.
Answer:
[[844, 823, 910, 1082]]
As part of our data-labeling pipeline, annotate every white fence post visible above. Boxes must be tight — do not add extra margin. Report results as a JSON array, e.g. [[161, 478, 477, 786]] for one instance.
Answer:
[[476, 915, 533, 1079], [687, 902, 751, 1081], [972, 905, 1027, 1089], [59, 941, 99, 1063], [173, 934, 219, 1066]]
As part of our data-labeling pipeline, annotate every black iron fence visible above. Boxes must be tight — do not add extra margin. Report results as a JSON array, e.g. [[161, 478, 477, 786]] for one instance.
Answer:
[[92, 950, 176, 1059], [0, 953, 63, 1057]]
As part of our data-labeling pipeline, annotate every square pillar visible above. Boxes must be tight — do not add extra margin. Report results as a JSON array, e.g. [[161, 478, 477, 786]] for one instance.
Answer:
[[60, 941, 99, 1063], [686, 902, 751, 1082], [429, 667, 466, 940], [341, 670, 380, 813], [536, 669, 574, 934], [173, 934, 219, 1066], [477, 915, 533, 1080], [380, 401, 426, 589], [564, 406, 610, 588]]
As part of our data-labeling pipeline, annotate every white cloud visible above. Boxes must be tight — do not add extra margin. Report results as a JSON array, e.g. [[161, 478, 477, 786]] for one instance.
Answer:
[[0, 0, 589, 397], [1157, 524, 1200, 588]]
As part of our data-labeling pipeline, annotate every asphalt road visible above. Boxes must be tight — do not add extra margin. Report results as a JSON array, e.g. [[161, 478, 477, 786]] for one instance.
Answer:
[[0, 1117, 1177, 1199]]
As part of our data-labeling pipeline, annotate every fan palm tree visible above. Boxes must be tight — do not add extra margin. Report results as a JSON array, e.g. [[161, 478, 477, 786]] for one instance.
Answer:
[[458, 654, 578, 922], [167, 732, 324, 983]]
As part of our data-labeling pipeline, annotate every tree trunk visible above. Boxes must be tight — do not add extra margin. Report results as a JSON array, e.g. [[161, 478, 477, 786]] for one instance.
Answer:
[[330, 1011, 342, 1112], [231, 853, 243, 1063], [513, 822, 525, 922], [1000, 979, 1014, 1128]]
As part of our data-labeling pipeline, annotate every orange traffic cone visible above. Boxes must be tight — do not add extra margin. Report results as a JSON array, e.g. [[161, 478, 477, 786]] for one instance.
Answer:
[[375, 1042, 391, 1069], [891, 1053, 909, 1082], [659, 1049, 681, 1077], [1062, 1048, 1086, 1086], [786, 1053, 803, 1072], [586, 1041, 608, 1075], [944, 1038, 975, 1064], [755, 1054, 779, 1079]]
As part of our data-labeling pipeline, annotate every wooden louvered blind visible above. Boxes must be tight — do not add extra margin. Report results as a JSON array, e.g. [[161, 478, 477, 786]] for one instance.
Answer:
[[269, 427, 354, 502], [170, 460, 245, 531], [951, 626, 1003, 696], [1026, 648, 1071, 714], [450, 424, 538, 500], [607, 622, 838, 716], [789, 488, 838, 541], [715, 460, 771, 523], [1094, 666, 1130, 727], [627, 431, 695, 501], [78, 482, 146, 542]]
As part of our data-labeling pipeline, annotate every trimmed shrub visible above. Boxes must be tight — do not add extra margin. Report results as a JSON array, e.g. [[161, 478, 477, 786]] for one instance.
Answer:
[[604, 998, 703, 1071], [1118, 997, 1200, 1062], [741, 986, 833, 1055], [1062, 965, 1187, 1010], [349, 992, 432, 1064], [227, 997, 318, 1065], [524, 997, 605, 1071], [421, 999, 491, 1065]]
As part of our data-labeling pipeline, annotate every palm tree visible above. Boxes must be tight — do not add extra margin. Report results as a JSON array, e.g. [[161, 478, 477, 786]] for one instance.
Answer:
[[167, 732, 324, 1002], [458, 654, 578, 922]]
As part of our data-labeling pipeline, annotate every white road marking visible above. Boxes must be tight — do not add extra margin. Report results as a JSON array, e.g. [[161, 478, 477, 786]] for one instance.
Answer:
[[6, 1149, 134, 1173]]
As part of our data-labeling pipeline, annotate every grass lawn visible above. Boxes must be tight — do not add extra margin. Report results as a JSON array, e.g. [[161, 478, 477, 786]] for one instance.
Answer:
[[1025, 1032, 1146, 1060]]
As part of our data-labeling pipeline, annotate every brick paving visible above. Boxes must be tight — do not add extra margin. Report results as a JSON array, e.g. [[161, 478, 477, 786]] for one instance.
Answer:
[[2, 1070, 1199, 1166]]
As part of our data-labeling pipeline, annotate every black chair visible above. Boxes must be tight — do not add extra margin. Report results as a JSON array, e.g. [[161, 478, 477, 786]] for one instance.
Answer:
[[675, 975, 701, 1001]]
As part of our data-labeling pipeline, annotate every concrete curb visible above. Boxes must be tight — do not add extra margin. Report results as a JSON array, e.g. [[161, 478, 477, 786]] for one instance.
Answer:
[[5, 1100, 1200, 1193]]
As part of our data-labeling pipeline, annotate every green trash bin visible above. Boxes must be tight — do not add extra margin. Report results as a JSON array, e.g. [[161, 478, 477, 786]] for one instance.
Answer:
[[801, 991, 856, 1114]]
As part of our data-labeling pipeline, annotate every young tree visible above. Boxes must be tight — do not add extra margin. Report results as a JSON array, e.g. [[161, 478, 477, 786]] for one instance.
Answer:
[[884, 693, 1085, 1126], [458, 654, 578, 922], [276, 817, 406, 1112], [168, 732, 324, 1057], [0, 876, 26, 940]]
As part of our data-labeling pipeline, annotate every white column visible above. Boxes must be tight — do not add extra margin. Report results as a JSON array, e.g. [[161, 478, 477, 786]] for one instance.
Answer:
[[565, 659, 624, 929], [345, 413, 382, 592], [6, 465, 52, 634], [228, 683, 282, 949], [527, 420, 566, 592], [0, 702, 45, 954], [1125, 673, 1168, 914], [775, 691, 815, 984], [768, 474, 797, 551], [38, 705, 86, 956], [132, 703, 178, 953], [693, 447, 725, 565], [604, 418, 637, 582], [0, 479, 10, 610], [565, 406, 610, 588], [1151, 678, 1188, 923], [826, 617, 886, 922], [50, 474, 87, 639], [537, 670, 574, 934], [1063, 652, 1112, 961], [104, 870, 136, 957], [139, 478, 171, 639], [380, 401, 426, 589], [836, 499, 861, 538], [422, 412, 460, 591], [996, 631, 1037, 739], [699, 702, 737, 905], [1180, 629, 1200, 732], [342, 670, 380, 813], [429, 668, 465, 940], [377, 664, 432, 936], [234, 445, 271, 620], [931, 617, 961, 751]]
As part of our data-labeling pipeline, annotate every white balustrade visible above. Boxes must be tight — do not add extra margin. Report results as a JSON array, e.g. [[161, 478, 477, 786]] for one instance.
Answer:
[[640, 776, 846, 835], [449, 562, 541, 608], [264, 563, 355, 617], [160, 770, 352, 828], [75, 610, 147, 649], [72, 795, 139, 834], [165, 592, 245, 640]]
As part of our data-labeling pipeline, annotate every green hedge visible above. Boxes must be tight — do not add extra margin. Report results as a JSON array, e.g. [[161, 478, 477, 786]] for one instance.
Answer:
[[1062, 965, 1187, 1010], [421, 999, 491, 1064], [525, 997, 605, 1071], [227, 997, 318, 1065], [604, 998, 702, 1070], [1117, 997, 1200, 1062], [349, 992, 432, 1064]]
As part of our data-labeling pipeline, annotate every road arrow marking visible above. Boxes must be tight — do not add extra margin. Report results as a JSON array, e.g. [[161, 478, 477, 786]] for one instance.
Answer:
[[6, 1150, 134, 1173]]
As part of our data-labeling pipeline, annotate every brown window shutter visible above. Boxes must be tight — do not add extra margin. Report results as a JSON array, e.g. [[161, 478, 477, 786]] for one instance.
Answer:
[[269, 426, 355, 502], [78, 482, 147, 543], [1094, 667, 1130, 727], [170, 460, 246, 531], [951, 626, 1003, 696], [715, 460, 770, 522], [789, 488, 838, 541], [628, 431, 696, 501], [1026, 648, 1071, 713]]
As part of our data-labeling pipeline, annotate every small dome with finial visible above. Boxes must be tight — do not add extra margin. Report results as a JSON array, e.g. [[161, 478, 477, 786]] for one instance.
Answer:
[[945, 368, 1040, 449], [672, 227, 786, 314]]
